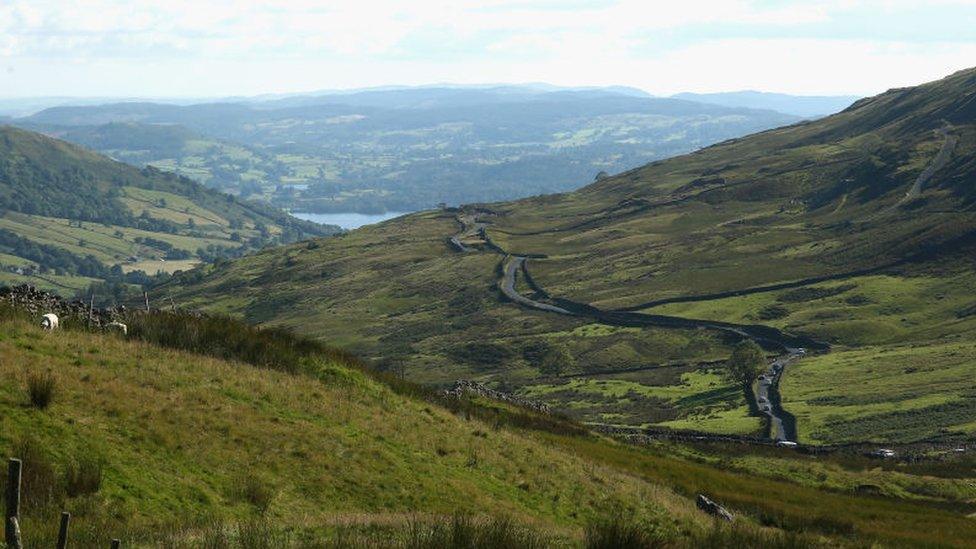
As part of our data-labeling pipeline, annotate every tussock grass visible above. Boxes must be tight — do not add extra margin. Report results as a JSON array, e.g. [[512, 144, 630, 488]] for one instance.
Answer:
[[64, 455, 103, 498], [26, 369, 57, 409]]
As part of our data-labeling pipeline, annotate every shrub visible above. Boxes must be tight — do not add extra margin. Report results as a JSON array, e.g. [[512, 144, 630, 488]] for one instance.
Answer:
[[26, 370, 57, 409], [64, 454, 103, 497]]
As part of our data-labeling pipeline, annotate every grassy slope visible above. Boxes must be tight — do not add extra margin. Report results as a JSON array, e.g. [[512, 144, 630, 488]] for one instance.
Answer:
[[4, 315, 976, 547], [161, 68, 976, 442], [0, 316, 704, 545], [159, 211, 741, 431]]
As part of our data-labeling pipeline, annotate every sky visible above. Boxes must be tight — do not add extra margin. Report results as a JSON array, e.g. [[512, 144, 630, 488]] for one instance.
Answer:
[[1, 0, 975, 98]]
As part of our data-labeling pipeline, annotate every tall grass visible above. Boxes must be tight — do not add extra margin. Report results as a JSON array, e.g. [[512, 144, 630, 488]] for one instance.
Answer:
[[124, 310, 360, 375], [405, 514, 553, 549], [123, 310, 588, 438], [64, 455, 103, 498], [26, 370, 57, 409]]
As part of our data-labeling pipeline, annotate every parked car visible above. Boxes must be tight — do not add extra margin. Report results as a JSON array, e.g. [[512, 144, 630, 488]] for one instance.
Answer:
[[776, 440, 798, 448], [870, 449, 896, 459]]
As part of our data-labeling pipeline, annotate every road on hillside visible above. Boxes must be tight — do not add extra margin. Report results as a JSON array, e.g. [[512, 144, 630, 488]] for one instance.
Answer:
[[453, 210, 821, 442], [499, 256, 573, 315], [448, 211, 492, 252], [903, 125, 958, 202], [756, 351, 803, 441]]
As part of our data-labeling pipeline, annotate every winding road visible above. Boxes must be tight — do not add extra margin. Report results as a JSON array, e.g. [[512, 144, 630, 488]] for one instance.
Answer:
[[454, 210, 819, 441], [902, 125, 957, 203], [451, 125, 960, 443]]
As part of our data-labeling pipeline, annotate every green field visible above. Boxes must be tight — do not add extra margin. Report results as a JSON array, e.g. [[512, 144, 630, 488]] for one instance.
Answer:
[[782, 341, 976, 444]]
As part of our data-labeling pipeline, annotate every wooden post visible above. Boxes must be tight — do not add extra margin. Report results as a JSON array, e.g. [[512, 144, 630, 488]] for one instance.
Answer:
[[57, 511, 70, 549], [4, 517, 21, 549], [111, 539, 121, 549], [5, 458, 22, 549], [89, 293, 95, 322], [144, 291, 150, 312]]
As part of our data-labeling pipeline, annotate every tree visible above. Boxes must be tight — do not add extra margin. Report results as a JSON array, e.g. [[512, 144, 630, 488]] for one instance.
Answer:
[[725, 340, 766, 387], [538, 345, 574, 377], [522, 340, 574, 377]]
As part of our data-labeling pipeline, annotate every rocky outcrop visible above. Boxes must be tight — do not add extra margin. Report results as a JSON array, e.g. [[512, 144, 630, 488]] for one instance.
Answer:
[[696, 494, 734, 522], [442, 380, 551, 415]]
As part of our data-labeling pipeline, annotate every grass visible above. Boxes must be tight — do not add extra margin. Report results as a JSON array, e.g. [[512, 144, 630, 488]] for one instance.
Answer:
[[0, 311, 706, 545], [5, 305, 976, 546], [26, 369, 57, 409], [518, 369, 759, 434], [781, 339, 976, 444], [540, 432, 976, 548]]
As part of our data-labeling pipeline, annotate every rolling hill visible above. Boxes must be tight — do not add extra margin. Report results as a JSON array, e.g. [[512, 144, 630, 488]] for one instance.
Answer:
[[14, 87, 800, 213], [159, 66, 976, 446], [0, 125, 337, 296], [672, 91, 860, 118]]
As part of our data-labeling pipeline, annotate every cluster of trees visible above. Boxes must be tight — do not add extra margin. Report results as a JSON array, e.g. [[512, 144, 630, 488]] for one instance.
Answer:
[[0, 229, 109, 278], [133, 236, 192, 260]]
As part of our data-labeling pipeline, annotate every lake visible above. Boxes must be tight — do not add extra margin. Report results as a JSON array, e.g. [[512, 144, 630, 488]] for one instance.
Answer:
[[291, 211, 410, 230]]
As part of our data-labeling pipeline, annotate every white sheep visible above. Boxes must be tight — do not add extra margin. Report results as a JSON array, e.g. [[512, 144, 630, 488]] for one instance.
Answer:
[[40, 313, 59, 331], [106, 321, 128, 336]]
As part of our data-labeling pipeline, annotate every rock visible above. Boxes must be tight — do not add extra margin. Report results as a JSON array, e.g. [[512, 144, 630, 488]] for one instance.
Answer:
[[696, 494, 734, 522], [442, 380, 551, 415]]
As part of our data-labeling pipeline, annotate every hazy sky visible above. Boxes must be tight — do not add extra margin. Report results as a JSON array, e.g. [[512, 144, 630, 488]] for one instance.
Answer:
[[1, 0, 975, 98]]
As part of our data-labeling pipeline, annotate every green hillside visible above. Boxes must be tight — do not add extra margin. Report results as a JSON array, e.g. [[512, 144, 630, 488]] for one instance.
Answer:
[[3, 303, 976, 547], [159, 66, 976, 445], [0, 125, 337, 296]]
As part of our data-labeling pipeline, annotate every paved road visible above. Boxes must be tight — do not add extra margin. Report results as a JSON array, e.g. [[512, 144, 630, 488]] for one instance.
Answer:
[[499, 256, 573, 315], [453, 210, 817, 441], [449, 211, 491, 252], [903, 126, 957, 202], [756, 351, 803, 441]]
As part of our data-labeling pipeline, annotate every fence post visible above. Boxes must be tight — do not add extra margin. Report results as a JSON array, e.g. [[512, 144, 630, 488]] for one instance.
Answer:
[[111, 539, 121, 549], [57, 511, 70, 549], [5, 458, 23, 549]]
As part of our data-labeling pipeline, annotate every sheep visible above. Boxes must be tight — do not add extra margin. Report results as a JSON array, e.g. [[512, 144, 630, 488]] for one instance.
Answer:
[[40, 313, 59, 331], [105, 321, 128, 336]]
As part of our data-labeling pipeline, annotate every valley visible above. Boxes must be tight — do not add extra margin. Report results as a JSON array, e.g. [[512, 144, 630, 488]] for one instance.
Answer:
[[161, 67, 976, 446], [5, 3, 976, 547]]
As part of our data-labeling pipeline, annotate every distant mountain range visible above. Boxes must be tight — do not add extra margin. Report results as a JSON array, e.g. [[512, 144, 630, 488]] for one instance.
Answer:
[[9, 85, 817, 214], [672, 90, 861, 118]]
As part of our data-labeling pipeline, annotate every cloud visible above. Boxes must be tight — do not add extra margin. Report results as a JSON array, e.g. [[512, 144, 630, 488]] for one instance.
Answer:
[[0, 0, 973, 96]]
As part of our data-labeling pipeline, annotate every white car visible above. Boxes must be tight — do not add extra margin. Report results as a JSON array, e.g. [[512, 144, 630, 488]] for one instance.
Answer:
[[776, 440, 798, 447]]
